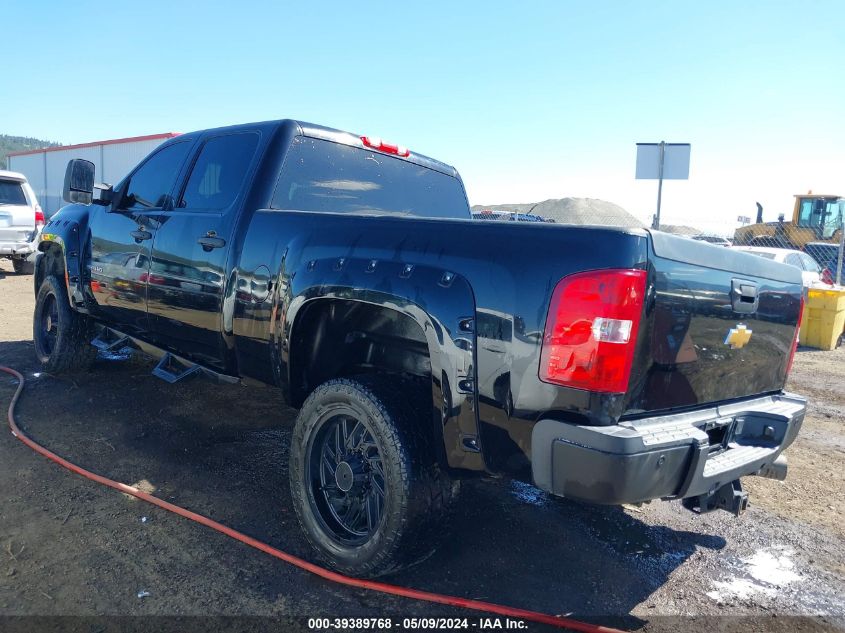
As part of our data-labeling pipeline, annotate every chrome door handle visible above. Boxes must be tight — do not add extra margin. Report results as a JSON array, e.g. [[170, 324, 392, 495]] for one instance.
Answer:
[[198, 236, 226, 251], [130, 229, 152, 242]]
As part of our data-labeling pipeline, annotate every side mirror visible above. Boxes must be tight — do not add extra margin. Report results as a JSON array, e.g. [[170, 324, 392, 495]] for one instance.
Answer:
[[63, 159, 95, 204], [93, 182, 115, 207]]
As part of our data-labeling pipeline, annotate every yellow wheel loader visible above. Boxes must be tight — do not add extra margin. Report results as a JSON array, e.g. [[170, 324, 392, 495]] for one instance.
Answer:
[[734, 194, 844, 249]]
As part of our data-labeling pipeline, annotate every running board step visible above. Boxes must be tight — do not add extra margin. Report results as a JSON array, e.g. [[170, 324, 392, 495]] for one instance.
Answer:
[[91, 330, 131, 353], [152, 353, 202, 384], [91, 324, 240, 385]]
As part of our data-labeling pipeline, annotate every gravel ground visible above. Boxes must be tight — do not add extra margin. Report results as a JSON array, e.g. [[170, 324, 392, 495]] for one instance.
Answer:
[[0, 260, 843, 632]]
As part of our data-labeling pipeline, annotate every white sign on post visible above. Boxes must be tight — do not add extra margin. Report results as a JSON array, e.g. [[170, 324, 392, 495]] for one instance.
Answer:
[[635, 143, 691, 180], [635, 142, 691, 229]]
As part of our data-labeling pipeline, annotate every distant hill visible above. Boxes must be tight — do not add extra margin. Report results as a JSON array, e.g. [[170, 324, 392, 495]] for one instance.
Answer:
[[0, 135, 62, 170], [471, 198, 645, 228]]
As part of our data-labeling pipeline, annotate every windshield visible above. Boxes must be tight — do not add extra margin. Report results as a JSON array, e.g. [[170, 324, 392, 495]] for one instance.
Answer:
[[272, 137, 470, 219], [824, 201, 845, 239], [797, 197, 844, 238], [0, 180, 27, 206]]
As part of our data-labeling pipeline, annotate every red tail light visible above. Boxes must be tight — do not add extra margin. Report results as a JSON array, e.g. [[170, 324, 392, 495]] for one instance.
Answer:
[[361, 136, 410, 157], [540, 269, 647, 393], [785, 294, 805, 376], [821, 267, 834, 285], [34, 205, 45, 226]]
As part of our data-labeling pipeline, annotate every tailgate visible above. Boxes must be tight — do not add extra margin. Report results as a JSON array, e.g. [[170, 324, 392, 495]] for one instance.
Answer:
[[632, 232, 803, 413], [0, 177, 35, 241], [0, 204, 35, 243]]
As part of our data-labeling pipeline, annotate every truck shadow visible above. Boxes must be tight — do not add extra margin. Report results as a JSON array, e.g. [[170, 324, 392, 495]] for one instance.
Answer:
[[0, 339, 725, 628]]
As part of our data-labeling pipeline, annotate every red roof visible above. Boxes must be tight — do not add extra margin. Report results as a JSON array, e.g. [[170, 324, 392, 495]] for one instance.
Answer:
[[7, 133, 181, 157]]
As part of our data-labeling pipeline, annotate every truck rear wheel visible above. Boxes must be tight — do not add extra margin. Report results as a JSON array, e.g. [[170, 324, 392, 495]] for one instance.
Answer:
[[33, 275, 96, 373], [289, 376, 458, 578]]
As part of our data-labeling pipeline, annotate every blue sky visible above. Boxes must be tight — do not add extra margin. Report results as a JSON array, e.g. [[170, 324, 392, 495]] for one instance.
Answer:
[[5, 1, 843, 233]]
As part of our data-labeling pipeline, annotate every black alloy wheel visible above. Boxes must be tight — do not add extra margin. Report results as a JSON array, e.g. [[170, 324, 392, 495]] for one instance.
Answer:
[[288, 376, 459, 577], [308, 412, 386, 544]]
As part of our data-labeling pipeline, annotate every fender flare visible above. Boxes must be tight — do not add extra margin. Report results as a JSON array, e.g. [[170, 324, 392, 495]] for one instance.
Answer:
[[276, 255, 484, 472], [35, 205, 91, 310]]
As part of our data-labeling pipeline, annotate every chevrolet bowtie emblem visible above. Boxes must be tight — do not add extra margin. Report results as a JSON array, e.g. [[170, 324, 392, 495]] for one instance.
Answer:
[[724, 324, 753, 349]]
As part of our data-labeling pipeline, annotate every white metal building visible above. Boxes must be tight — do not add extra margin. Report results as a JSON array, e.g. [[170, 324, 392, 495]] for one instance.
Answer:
[[7, 133, 179, 216]]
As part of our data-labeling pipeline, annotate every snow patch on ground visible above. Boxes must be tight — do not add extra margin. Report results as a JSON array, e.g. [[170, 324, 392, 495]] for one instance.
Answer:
[[745, 547, 802, 586], [708, 577, 776, 601], [706, 545, 801, 603], [509, 480, 547, 506]]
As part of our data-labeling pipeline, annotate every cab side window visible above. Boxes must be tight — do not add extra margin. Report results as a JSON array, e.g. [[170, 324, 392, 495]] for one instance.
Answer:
[[120, 142, 192, 211], [178, 133, 259, 211]]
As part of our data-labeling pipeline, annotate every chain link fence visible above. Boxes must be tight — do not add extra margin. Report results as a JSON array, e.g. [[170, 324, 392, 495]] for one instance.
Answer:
[[732, 197, 845, 287], [473, 198, 845, 287]]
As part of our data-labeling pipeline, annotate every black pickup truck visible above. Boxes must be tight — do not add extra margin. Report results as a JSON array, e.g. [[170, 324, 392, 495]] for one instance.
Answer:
[[35, 119, 806, 577]]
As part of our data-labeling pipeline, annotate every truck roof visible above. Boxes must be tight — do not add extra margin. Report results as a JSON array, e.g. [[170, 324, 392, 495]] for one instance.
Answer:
[[174, 119, 461, 180], [0, 170, 27, 182]]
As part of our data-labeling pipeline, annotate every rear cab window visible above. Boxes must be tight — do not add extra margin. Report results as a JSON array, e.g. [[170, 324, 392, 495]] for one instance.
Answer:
[[0, 180, 27, 206], [271, 136, 470, 219]]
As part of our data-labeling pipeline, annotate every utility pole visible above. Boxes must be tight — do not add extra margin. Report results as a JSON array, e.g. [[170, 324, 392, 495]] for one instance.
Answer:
[[636, 141, 690, 232], [652, 141, 665, 230]]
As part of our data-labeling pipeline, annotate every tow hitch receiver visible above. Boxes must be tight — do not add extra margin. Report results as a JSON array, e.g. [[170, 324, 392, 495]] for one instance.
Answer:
[[682, 480, 749, 517]]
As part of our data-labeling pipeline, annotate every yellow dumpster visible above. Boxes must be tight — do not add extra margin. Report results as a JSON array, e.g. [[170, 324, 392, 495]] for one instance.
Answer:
[[800, 287, 845, 351]]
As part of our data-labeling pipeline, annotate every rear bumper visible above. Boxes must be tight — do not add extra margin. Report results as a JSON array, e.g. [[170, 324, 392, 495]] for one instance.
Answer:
[[531, 392, 806, 505], [0, 236, 38, 257]]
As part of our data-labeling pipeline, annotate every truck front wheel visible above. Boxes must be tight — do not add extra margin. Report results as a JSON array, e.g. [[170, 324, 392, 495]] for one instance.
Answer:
[[33, 275, 96, 373], [289, 376, 458, 578]]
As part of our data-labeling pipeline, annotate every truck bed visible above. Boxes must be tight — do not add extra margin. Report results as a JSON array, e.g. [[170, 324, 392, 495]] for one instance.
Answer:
[[234, 212, 804, 476]]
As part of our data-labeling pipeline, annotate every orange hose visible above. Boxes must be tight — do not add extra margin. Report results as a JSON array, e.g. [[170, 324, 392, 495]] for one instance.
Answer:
[[2, 365, 626, 633]]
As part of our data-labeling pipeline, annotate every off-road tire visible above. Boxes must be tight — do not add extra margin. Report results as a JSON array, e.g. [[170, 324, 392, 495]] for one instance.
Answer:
[[289, 375, 459, 578], [33, 275, 96, 373], [13, 258, 34, 275]]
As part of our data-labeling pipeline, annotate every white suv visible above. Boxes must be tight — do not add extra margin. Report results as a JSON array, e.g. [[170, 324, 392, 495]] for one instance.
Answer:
[[0, 170, 44, 274], [732, 245, 822, 287]]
